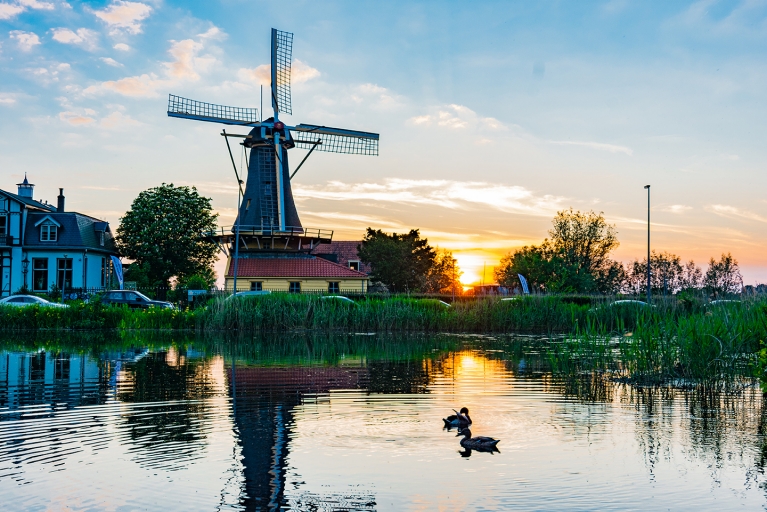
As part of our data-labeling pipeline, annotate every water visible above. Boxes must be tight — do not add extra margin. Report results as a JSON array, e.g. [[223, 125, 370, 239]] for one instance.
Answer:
[[0, 333, 765, 511]]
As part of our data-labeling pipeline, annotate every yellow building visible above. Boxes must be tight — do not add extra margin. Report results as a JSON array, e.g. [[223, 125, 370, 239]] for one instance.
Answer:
[[225, 255, 368, 293]]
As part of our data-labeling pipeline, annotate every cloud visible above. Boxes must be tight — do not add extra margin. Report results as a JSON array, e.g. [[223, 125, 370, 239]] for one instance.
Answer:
[[293, 179, 565, 217], [548, 140, 634, 155], [100, 57, 122, 67], [23, 62, 69, 84], [663, 204, 693, 214], [408, 104, 505, 130], [85, 30, 220, 97], [92, 1, 152, 35], [164, 38, 214, 80], [99, 110, 140, 129], [197, 26, 225, 40], [0, 93, 17, 105], [51, 27, 98, 50], [238, 58, 320, 86], [0, 4, 24, 19], [59, 110, 96, 126], [0, 0, 53, 20], [113, 42, 130, 51], [709, 204, 767, 223], [9, 30, 40, 51], [87, 73, 164, 97], [59, 108, 141, 129]]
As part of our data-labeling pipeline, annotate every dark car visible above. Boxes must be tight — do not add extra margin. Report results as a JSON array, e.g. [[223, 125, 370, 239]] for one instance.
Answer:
[[100, 290, 174, 309]]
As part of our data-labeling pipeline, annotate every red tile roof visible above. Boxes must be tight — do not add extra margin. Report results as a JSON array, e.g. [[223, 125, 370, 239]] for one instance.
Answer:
[[226, 256, 368, 278], [311, 241, 371, 274]]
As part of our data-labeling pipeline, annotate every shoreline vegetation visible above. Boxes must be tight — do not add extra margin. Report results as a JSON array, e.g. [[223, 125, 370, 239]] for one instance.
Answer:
[[2, 294, 765, 389]]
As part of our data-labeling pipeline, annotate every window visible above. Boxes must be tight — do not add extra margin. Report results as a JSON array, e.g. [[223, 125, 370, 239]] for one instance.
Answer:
[[0, 214, 6, 239], [245, 199, 251, 211], [40, 222, 57, 242], [32, 259, 48, 291], [328, 282, 340, 294], [288, 281, 301, 293], [99, 231, 105, 246], [250, 281, 263, 291], [57, 258, 73, 290], [101, 258, 107, 287], [348, 260, 360, 272]]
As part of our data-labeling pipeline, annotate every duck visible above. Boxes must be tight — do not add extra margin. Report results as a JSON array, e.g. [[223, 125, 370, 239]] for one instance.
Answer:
[[442, 407, 472, 428], [456, 428, 500, 452]]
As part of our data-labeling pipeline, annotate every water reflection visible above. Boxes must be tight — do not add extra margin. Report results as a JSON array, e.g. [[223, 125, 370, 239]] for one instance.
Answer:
[[0, 333, 764, 510]]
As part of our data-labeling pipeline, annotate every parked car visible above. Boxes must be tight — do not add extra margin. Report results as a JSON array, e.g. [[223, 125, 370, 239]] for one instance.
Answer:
[[0, 295, 68, 308], [100, 290, 174, 309], [225, 290, 272, 301], [319, 295, 357, 305]]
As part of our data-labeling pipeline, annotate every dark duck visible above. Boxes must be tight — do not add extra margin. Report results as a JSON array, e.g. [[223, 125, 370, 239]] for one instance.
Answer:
[[456, 428, 500, 452], [443, 407, 472, 428]]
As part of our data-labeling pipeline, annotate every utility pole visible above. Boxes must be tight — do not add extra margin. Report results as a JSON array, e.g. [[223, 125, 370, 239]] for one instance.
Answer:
[[644, 185, 651, 303]]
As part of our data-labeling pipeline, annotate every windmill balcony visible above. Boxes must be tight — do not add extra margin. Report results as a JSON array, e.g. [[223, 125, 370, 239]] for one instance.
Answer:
[[204, 225, 334, 253]]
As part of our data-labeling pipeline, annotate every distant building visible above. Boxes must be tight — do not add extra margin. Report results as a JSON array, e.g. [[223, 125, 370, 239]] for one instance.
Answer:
[[225, 254, 368, 293], [310, 240, 371, 274], [0, 176, 118, 296]]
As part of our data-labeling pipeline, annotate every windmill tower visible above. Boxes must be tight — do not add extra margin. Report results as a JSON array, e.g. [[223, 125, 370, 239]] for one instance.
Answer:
[[167, 28, 379, 256]]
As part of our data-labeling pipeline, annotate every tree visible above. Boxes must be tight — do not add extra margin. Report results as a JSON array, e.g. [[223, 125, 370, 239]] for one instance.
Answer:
[[704, 253, 742, 297], [679, 260, 703, 291], [425, 249, 463, 294], [358, 228, 436, 292], [624, 251, 685, 295], [494, 209, 624, 294], [116, 184, 219, 288]]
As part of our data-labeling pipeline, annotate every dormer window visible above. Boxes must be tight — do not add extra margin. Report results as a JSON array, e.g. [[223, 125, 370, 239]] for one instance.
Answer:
[[40, 222, 57, 242], [99, 231, 105, 246]]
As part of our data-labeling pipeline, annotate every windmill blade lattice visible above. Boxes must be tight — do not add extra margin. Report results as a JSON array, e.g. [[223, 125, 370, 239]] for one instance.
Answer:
[[292, 124, 379, 155], [272, 29, 293, 115], [167, 95, 260, 126]]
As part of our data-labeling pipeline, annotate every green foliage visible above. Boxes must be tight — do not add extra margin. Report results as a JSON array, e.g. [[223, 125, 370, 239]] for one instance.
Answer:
[[494, 209, 624, 294], [704, 253, 743, 297], [116, 183, 219, 287], [358, 228, 437, 292]]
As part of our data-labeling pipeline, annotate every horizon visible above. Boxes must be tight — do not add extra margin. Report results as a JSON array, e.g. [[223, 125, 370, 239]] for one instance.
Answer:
[[2, 1, 766, 286]]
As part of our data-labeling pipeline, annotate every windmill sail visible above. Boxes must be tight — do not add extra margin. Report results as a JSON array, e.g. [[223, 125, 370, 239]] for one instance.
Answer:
[[271, 29, 293, 115], [167, 95, 260, 126], [292, 124, 379, 155]]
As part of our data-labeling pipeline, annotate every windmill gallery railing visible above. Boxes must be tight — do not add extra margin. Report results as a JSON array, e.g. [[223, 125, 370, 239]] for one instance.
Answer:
[[205, 225, 333, 238]]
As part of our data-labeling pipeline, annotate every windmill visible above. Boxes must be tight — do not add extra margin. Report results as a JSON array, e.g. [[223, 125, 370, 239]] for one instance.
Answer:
[[167, 28, 379, 257]]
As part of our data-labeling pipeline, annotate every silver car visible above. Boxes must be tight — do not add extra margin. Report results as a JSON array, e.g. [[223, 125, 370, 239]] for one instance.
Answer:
[[0, 295, 68, 308]]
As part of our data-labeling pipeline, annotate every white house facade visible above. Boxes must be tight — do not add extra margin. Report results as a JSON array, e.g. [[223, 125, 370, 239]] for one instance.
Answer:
[[0, 176, 118, 297]]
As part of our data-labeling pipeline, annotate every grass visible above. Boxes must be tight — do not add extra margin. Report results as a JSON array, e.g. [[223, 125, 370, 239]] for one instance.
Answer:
[[2, 294, 767, 388]]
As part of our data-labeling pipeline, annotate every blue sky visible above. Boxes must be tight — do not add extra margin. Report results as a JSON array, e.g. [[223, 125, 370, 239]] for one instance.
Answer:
[[2, 0, 766, 284]]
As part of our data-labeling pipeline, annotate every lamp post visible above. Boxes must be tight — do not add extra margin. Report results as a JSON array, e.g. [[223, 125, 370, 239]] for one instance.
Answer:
[[644, 185, 651, 303], [21, 255, 29, 290]]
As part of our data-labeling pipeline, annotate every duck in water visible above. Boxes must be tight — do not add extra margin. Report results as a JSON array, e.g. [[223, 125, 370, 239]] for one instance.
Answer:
[[456, 428, 500, 452], [442, 407, 471, 428]]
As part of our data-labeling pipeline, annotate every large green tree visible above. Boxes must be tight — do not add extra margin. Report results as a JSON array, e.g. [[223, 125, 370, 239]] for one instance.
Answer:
[[116, 184, 219, 287], [358, 228, 436, 292], [495, 209, 624, 294], [704, 253, 742, 297]]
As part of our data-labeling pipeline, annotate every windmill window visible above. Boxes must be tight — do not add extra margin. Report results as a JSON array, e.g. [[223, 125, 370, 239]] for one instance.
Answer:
[[32, 259, 48, 292], [245, 199, 251, 211], [40, 222, 57, 242], [288, 281, 301, 293], [328, 282, 340, 294], [348, 260, 360, 272]]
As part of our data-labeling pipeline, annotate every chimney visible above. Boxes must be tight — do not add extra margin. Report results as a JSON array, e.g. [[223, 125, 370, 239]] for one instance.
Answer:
[[57, 188, 65, 213], [16, 173, 34, 199]]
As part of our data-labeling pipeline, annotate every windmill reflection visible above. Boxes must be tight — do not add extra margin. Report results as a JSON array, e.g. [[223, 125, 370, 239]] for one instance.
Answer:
[[227, 360, 385, 509]]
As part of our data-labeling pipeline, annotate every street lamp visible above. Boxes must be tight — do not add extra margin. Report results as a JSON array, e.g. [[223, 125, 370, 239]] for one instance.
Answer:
[[21, 255, 29, 290], [644, 185, 651, 303]]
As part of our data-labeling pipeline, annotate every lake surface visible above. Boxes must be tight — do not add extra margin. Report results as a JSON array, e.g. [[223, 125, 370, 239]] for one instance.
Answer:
[[0, 333, 765, 511]]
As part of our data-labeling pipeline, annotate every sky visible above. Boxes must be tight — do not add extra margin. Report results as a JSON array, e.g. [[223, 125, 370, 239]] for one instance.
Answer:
[[1, 0, 767, 286]]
